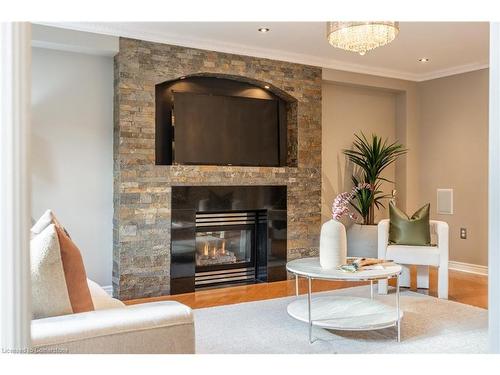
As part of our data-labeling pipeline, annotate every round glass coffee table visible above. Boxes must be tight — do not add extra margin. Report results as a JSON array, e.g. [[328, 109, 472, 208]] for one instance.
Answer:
[[286, 257, 403, 343]]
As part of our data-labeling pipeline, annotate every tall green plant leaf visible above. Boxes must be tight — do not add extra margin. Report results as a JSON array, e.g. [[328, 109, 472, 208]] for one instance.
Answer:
[[343, 132, 407, 225]]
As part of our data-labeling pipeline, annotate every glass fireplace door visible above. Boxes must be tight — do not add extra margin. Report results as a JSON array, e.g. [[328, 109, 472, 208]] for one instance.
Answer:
[[195, 224, 254, 271]]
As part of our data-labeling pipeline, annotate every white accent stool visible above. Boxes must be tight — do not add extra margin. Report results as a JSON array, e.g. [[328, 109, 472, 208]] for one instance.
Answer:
[[377, 219, 449, 299]]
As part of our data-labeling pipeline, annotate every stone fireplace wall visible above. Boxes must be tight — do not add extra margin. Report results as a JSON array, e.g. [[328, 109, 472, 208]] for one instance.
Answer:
[[113, 37, 322, 300]]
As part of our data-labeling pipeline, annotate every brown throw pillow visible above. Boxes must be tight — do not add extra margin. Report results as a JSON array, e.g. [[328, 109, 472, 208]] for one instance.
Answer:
[[55, 226, 95, 313], [389, 202, 431, 246]]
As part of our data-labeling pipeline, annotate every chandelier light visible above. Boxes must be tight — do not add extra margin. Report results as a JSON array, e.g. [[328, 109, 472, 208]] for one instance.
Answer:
[[326, 21, 399, 55]]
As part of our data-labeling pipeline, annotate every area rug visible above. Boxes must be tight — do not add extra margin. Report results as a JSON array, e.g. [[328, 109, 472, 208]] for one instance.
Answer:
[[194, 285, 487, 353]]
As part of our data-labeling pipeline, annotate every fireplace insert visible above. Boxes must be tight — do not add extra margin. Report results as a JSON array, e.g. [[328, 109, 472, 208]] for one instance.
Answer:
[[194, 211, 261, 288], [170, 185, 287, 294]]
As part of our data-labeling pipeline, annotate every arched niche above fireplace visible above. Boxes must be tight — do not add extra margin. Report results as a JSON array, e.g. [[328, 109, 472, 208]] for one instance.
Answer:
[[155, 74, 297, 167]]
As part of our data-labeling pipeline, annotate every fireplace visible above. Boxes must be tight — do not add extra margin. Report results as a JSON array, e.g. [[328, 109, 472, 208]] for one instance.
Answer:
[[170, 186, 287, 294], [195, 211, 265, 288]]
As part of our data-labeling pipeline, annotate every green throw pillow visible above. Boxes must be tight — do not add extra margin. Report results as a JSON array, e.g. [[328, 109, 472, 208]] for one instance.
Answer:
[[388, 202, 431, 246]]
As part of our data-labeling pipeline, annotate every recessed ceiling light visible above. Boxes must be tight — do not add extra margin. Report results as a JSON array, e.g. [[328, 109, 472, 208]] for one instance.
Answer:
[[264, 85, 270, 89], [418, 57, 430, 63], [180, 76, 186, 79], [258, 27, 270, 33]]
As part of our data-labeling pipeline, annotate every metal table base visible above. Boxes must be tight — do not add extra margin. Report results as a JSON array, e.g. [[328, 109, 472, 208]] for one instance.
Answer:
[[294, 273, 401, 344]]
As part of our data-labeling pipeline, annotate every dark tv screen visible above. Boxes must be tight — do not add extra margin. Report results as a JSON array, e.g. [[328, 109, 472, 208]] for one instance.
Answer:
[[173, 92, 280, 166]]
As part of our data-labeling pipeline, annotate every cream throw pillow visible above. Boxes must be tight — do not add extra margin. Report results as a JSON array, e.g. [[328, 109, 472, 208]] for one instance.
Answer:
[[31, 209, 69, 239], [30, 224, 73, 319]]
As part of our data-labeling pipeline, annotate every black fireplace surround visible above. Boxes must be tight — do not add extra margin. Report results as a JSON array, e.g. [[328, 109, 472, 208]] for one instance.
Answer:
[[170, 185, 287, 294]]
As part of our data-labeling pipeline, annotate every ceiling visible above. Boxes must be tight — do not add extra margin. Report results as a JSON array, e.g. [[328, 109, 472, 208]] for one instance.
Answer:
[[48, 22, 490, 81]]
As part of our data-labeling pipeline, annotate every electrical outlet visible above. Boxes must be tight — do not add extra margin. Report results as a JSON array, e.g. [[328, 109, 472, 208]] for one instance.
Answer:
[[460, 228, 467, 239]]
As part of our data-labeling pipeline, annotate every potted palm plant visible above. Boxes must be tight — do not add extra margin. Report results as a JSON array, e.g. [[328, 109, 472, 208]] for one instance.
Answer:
[[343, 132, 407, 257]]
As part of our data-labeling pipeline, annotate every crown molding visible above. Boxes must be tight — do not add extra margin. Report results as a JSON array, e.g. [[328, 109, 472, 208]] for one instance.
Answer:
[[32, 24, 119, 56], [414, 62, 489, 81], [38, 22, 489, 82]]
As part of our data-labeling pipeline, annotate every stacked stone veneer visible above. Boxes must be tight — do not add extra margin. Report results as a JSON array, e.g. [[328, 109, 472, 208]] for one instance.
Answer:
[[113, 37, 322, 300]]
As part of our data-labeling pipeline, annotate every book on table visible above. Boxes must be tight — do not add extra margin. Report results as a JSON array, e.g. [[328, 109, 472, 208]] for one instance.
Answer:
[[338, 257, 394, 272]]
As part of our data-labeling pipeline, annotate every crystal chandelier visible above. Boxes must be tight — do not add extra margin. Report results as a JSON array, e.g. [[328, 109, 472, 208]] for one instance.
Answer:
[[326, 21, 399, 55]]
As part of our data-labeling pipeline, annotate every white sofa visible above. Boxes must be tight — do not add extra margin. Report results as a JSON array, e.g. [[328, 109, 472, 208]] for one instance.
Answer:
[[31, 280, 195, 354], [377, 219, 449, 299]]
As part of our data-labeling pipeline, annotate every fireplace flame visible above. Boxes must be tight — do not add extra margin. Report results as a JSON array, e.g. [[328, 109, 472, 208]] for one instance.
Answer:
[[201, 240, 228, 259]]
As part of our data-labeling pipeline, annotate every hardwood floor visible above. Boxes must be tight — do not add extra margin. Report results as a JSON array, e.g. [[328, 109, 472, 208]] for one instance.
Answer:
[[125, 268, 488, 309]]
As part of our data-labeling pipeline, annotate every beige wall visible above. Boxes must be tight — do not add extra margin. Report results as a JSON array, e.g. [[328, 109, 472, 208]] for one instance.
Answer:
[[418, 69, 489, 266], [322, 68, 489, 266], [323, 69, 421, 214], [322, 83, 397, 224]]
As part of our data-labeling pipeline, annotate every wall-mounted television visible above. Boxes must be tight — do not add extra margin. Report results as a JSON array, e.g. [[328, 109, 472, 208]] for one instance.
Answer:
[[155, 76, 288, 167]]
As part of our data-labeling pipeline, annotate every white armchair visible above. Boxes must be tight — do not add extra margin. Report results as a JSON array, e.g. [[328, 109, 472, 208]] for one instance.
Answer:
[[31, 280, 195, 354], [377, 219, 449, 299]]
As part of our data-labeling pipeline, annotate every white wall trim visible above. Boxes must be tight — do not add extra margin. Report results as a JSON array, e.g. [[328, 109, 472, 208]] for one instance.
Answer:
[[448, 261, 488, 276], [416, 62, 489, 82], [31, 24, 119, 57], [101, 285, 113, 296], [0, 22, 32, 352], [489, 22, 500, 354], [39, 22, 488, 83], [31, 40, 115, 57]]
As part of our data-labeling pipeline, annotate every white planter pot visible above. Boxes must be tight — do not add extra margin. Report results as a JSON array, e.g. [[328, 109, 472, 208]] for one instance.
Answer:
[[319, 219, 347, 269], [347, 224, 378, 258]]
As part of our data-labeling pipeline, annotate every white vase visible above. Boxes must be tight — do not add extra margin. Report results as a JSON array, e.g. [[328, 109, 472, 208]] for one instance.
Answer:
[[347, 223, 378, 258], [320, 219, 347, 269]]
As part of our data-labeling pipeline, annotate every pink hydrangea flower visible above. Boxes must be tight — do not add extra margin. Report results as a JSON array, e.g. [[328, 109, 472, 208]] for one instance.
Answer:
[[331, 183, 373, 221]]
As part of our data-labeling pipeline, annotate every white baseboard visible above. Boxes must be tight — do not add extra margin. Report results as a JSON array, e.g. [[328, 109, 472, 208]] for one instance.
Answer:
[[102, 285, 113, 296], [448, 261, 488, 276]]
